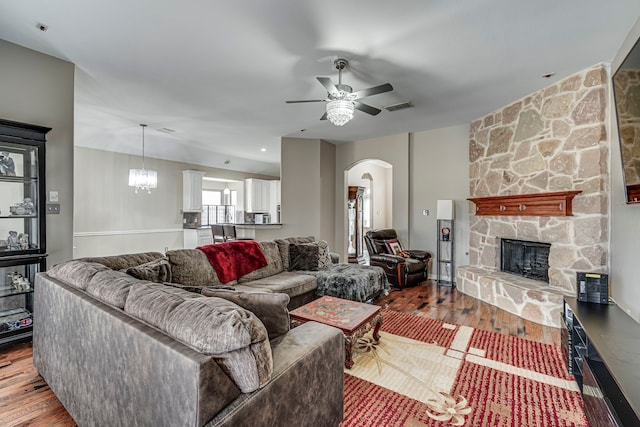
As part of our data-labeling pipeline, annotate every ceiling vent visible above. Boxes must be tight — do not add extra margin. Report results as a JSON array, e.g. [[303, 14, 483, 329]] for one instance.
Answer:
[[157, 127, 176, 133], [384, 102, 414, 112]]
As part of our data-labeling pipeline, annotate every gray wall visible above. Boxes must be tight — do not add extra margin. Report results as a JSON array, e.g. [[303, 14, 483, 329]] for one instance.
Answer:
[[74, 146, 277, 257], [280, 137, 336, 249], [335, 134, 410, 261], [411, 125, 470, 278], [0, 40, 74, 266], [610, 17, 640, 322]]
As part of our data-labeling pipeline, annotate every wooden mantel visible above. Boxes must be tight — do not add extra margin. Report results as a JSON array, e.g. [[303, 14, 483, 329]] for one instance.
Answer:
[[468, 191, 582, 216]]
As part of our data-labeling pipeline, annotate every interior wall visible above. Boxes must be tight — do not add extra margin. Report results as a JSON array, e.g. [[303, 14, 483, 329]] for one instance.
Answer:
[[0, 40, 75, 266], [73, 146, 276, 257], [280, 137, 336, 248], [610, 17, 640, 322], [411, 125, 470, 278], [335, 134, 409, 261]]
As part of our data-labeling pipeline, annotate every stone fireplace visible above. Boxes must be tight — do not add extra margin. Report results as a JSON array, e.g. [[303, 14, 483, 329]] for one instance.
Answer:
[[457, 64, 610, 327]]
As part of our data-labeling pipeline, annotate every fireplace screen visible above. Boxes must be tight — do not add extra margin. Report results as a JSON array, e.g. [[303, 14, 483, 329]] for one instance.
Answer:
[[500, 238, 551, 282]]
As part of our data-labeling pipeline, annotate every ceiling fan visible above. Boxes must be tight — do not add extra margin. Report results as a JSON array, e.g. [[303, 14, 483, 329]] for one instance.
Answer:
[[286, 58, 393, 126]]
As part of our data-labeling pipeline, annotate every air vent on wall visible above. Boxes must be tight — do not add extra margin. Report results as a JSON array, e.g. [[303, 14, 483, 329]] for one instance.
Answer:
[[384, 102, 414, 112]]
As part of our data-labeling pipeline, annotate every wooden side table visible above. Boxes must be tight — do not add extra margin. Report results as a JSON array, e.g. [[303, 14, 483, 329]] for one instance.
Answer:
[[290, 295, 382, 368]]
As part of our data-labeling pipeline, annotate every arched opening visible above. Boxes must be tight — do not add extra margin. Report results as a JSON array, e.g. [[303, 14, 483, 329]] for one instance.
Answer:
[[345, 159, 393, 263]]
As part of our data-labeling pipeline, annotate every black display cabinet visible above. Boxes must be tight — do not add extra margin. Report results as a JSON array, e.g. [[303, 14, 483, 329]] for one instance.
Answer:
[[0, 119, 49, 346]]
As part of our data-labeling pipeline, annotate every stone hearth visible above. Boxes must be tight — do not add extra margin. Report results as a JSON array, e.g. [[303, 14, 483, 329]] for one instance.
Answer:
[[457, 64, 610, 327]]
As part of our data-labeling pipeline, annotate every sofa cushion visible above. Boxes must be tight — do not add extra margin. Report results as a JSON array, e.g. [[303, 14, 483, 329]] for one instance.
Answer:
[[46, 260, 110, 291], [79, 252, 165, 271], [237, 241, 283, 283], [125, 257, 172, 283], [165, 249, 228, 287], [289, 241, 331, 271], [124, 283, 272, 393], [201, 288, 290, 339], [238, 271, 316, 298], [274, 236, 315, 270], [86, 269, 148, 308]]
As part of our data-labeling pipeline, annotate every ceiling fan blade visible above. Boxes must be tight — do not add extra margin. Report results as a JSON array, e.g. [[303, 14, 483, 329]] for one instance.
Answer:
[[286, 99, 326, 103], [317, 77, 340, 97], [354, 102, 382, 116], [320, 112, 327, 121], [351, 83, 393, 100]]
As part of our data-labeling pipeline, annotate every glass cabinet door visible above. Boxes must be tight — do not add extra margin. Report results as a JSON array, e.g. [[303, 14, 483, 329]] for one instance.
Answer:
[[0, 140, 43, 256]]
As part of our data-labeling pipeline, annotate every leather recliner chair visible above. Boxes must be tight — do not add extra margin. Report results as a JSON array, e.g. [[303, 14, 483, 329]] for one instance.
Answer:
[[364, 228, 431, 288]]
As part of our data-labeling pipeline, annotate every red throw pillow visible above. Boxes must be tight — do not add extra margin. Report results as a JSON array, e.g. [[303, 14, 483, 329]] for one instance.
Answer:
[[385, 238, 403, 255]]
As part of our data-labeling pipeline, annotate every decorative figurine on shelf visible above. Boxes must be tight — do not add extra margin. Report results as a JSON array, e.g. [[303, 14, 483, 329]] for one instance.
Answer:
[[22, 198, 35, 215], [18, 233, 29, 250], [441, 227, 451, 241], [7, 231, 20, 250], [0, 151, 16, 176], [7, 271, 30, 291], [9, 198, 36, 216]]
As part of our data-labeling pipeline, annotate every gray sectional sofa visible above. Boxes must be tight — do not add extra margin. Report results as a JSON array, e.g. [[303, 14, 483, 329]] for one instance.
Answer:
[[33, 247, 346, 427]]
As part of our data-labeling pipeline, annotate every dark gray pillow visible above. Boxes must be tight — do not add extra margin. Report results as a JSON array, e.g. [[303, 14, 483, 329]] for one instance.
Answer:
[[125, 258, 172, 283], [275, 236, 315, 270], [289, 241, 331, 271], [201, 288, 290, 339]]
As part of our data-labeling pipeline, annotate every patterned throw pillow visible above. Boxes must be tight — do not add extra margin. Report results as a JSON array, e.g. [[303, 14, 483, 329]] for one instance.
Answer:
[[275, 236, 315, 270], [125, 258, 172, 283], [384, 238, 403, 255], [289, 241, 331, 271]]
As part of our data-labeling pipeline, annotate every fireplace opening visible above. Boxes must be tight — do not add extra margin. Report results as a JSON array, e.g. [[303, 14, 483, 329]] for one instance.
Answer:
[[500, 238, 551, 282]]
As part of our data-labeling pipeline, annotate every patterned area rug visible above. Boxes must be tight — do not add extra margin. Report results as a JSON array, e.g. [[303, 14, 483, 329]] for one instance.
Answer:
[[341, 310, 587, 426]]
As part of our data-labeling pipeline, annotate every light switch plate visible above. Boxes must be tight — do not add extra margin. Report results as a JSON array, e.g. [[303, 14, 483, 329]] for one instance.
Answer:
[[47, 203, 60, 214], [49, 191, 59, 202], [422, 209, 430, 216]]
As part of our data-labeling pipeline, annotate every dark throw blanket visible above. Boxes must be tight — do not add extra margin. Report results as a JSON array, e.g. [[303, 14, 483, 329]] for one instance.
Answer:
[[197, 241, 268, 284], [300, 264, 390, 302]]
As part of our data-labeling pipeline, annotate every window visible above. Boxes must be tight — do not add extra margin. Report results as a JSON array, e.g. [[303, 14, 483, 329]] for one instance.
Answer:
[[201, 190, 237, 226], [363, 187, 371, 228]]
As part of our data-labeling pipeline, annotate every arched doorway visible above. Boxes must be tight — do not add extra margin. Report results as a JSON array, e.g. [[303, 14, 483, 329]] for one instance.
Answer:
[[345, 159, 392, 263]]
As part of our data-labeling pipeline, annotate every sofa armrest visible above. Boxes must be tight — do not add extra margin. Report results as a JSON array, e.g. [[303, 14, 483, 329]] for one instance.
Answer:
[[369, 253, 407, 266], [329, 252, 340, 264], [208, 322, 344, 426]]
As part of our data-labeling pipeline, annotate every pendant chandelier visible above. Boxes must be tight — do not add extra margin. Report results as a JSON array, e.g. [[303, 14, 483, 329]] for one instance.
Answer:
[[128, 124, 157, 194]]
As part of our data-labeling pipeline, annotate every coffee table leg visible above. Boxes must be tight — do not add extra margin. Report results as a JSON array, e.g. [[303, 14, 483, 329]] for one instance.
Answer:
[[344, 334, 355, 369], [372, 313, 383, 342]]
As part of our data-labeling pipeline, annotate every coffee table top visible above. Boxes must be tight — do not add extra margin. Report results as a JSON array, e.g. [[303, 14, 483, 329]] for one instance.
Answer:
[[289, 296, 381, 333]]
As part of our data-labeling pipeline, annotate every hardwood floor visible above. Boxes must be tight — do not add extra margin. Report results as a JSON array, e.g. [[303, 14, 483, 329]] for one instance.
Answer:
[[0, 280, 560, 426]]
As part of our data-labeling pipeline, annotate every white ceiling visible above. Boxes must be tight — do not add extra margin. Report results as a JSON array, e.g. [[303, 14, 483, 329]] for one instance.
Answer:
[[1, 1, 639, 176]]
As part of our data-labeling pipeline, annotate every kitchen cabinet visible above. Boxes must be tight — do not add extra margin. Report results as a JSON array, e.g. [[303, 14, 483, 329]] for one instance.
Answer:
[[182, 170, 205, 212], [245, 178, 270, 212], [269, 180, 280, 222], [183, 227, 213, 249]]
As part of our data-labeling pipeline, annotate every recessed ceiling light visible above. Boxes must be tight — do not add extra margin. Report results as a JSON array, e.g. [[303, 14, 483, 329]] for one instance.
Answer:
[[261, 148, 266, 152], [542, 72, 556, 79]]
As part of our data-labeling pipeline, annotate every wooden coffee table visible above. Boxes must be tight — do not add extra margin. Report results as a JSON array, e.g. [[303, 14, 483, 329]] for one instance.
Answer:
[[289, 295, 382, 368]]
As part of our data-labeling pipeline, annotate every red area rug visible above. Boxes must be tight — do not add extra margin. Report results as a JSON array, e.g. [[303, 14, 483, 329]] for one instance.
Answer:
[[341, 310, 587, 426]]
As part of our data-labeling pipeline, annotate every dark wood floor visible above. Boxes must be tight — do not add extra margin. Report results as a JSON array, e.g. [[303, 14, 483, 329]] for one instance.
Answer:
[[0, 280, 560, 426]]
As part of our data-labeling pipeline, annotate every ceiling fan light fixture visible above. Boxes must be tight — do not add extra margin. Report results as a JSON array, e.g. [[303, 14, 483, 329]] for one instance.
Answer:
[[326, 99, 354, 126]]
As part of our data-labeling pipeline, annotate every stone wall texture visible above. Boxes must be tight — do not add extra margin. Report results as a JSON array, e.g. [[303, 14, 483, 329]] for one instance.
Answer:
[[613, 69, 640, 186], [466, 65, 609, 294]]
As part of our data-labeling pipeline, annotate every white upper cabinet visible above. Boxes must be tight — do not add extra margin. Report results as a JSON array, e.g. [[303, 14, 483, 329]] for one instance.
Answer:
[[183, 170, 205, 212], [245, 178, 272, 212]]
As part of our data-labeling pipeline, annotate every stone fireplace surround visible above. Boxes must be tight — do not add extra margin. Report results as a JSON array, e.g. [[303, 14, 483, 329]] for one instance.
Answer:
[[457, 64, 609, 328]]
